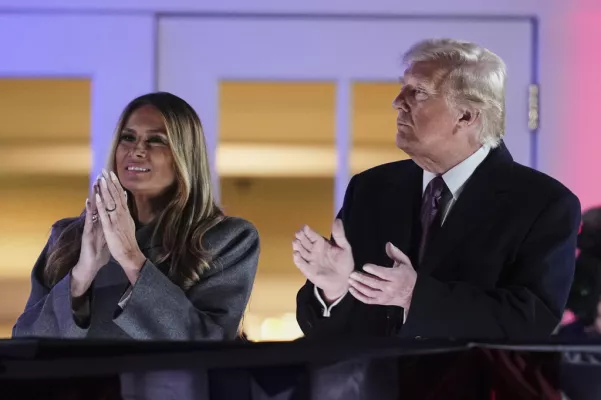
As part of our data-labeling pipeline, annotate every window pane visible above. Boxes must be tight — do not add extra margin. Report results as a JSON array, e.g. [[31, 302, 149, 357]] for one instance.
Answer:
[[218, 81, 336, 341], [0, 78, 91, 337], [350, 82, 409, 175]]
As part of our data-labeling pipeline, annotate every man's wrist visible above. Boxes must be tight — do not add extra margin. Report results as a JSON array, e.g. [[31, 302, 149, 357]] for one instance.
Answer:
[[321, 286, 349, 304]]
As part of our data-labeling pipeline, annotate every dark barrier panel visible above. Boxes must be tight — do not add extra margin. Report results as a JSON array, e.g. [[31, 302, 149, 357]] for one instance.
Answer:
[[0, 338, 599, 400]]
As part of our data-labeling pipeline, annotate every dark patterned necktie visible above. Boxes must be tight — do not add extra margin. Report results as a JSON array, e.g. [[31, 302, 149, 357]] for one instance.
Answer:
[[418, 176, 449, 265]]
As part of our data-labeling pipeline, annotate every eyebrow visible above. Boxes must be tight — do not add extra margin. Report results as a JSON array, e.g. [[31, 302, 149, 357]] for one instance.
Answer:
[[122, 127, 167, 134], [402, 75, 439, 93]]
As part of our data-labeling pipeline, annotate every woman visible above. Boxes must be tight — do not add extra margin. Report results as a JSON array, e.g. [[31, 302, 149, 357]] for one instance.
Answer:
[[13, 92, 260, 341]]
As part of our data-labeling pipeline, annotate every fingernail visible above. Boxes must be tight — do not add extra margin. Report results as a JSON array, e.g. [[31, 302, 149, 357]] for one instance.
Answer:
[[102, 168, 108, 177], [110, 171, 118, 180], [101, 176, 107, 185], [95, 193, 101, 202]]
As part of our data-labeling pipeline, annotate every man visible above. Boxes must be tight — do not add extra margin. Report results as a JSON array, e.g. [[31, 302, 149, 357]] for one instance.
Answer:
[[293, 38, 581, 340], [560, 207, 601, 338]]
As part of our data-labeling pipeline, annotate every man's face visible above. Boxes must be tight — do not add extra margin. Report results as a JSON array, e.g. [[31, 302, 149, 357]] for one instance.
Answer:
[[392, 61, 461, 159]]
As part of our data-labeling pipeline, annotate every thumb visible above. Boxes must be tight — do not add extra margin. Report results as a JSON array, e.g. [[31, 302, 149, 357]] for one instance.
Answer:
[[331, 219, 351, 250], [386, 242, 411, 267]]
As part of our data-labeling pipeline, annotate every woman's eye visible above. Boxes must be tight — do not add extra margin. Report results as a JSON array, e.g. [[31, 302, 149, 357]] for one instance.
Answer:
[[147, 136, 167, 144], [119, 133, 135, 142]]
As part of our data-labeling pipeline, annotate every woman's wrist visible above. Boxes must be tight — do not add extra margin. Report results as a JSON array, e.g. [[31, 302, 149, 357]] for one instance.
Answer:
[[120, 251, 146, 272], [120, 251, 147, 285], [70, 263, 95, 298]]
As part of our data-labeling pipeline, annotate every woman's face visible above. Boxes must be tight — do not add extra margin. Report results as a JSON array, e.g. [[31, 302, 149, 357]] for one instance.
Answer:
[[115, 105, 176, 198]]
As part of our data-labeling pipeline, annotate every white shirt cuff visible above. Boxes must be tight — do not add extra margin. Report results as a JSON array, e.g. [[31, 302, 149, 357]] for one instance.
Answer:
[[118, 286, 133, 309], [403, 309, 408, 323], [314, 285, 347, 317]]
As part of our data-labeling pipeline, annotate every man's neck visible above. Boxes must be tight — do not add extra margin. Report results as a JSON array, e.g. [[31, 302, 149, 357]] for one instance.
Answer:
[[417, 144, 482, 175]]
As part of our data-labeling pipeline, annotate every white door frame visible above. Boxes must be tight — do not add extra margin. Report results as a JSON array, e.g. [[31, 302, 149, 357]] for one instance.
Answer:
[[158, 15, 535, 211], [0, 12, 156, 181]]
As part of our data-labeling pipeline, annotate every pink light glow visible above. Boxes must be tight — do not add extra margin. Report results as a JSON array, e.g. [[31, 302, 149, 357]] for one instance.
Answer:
[[559, 10, 601, 211]]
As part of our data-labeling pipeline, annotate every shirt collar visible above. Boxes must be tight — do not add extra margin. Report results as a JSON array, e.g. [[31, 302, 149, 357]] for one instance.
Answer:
[[422, 146, 491, 199]]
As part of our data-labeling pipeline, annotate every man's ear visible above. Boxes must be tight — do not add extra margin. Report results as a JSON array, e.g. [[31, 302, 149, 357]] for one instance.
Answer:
[[457, 108, 480, 128]]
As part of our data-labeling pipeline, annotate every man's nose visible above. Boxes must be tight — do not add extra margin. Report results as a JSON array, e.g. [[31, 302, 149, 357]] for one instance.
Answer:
[[392, 92, 409, 113]]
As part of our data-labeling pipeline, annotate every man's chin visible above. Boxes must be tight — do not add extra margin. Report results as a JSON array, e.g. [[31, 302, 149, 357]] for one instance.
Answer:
[[395, 132, 411, 151]]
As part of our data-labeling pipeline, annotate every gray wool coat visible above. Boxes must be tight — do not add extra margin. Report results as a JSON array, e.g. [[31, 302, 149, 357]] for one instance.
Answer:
[[12, 216, 260, 341]]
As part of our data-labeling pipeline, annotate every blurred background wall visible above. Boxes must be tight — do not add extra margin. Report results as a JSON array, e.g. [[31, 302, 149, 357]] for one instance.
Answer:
[[0, 0, 599, 340]]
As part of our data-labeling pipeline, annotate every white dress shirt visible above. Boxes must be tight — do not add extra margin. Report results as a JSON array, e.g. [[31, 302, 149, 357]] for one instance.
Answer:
[[315, 145, 491, 318], [118, 286, 133, 309]]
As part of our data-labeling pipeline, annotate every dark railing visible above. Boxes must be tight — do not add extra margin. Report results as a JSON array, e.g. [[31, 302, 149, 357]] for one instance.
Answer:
[[0, 337, 600, 400]]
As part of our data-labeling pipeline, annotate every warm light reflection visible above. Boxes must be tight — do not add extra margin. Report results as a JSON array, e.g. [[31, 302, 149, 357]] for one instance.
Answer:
[[243, 312, 303, 341], [351, 82, 408, 174], [219, 81, 336, 145], [0, 79, 90, 331]]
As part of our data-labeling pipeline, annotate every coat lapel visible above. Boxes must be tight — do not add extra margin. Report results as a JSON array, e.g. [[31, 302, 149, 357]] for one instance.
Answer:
[[418, 143, 513, 275], [380, 161, 423, 267]]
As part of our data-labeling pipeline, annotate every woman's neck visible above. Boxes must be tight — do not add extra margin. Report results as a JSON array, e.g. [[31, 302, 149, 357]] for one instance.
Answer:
[[133, 196, 156, 225], [131, 185, 175, 225]]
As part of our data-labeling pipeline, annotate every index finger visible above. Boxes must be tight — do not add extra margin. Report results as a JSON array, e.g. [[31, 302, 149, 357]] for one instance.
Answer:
[[350, 271, 386, 289], [302, 225, 323, 243], [107, 170, 128, 209], [361, 264, 393, 280]]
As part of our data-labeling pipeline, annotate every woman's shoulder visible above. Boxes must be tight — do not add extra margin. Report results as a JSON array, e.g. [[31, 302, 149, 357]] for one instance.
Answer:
[[49, 217, 81, 240], [52, 217, 79, 229], [51, 217, 79, 236], [205, 216, 258, 241], [203, 216, 259, 255]]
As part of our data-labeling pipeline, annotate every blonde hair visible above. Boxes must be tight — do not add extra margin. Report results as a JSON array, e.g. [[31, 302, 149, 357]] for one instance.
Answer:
[[403, 38, 507, 147], [44, 92, 223, 290]]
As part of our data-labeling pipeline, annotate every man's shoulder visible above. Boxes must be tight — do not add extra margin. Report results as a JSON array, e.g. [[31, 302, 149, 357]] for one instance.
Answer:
[[510, 162, 578, 205], [352, 159, 417, 186]]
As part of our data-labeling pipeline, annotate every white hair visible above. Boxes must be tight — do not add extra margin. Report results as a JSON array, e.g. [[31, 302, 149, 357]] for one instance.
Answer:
[[402, 38, 507, 148]]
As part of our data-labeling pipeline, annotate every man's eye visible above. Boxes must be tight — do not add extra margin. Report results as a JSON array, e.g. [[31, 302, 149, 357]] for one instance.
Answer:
[[414, 90, 428, 100]]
